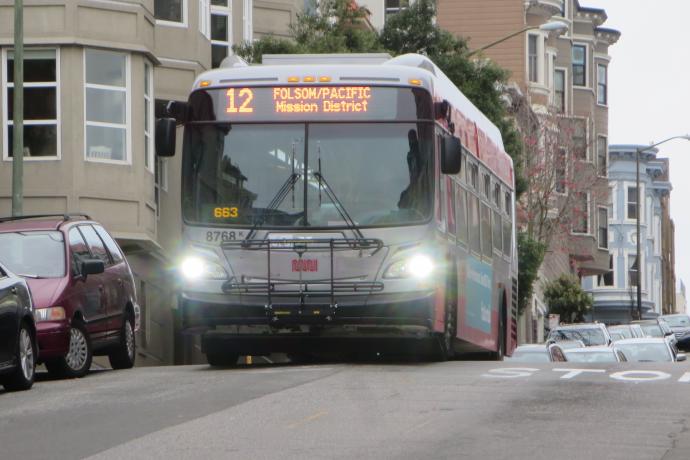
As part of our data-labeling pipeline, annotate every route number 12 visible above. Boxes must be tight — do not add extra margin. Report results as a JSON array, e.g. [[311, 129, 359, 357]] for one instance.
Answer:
[[226, 88, 254, 114]]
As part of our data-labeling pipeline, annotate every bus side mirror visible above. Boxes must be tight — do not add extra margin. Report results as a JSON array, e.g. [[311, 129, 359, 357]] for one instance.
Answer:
[[442, 135, 462, 175], [155, 118, 177, 157]]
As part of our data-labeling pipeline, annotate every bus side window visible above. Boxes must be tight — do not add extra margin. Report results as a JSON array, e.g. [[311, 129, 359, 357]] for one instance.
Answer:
[[480, 202, 492, 259], [456, 186, 468, 244], [493, 209, 502, 254], [469, 193, 481, 255], [447, 178, 456, 236]]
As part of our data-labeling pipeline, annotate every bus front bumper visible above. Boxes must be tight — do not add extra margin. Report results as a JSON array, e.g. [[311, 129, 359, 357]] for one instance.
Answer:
[[180, 290, 437, 332]]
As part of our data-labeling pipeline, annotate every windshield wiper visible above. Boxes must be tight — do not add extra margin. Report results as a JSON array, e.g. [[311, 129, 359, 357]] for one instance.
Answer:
[[313, 171, 366, 243], [18, 273, 43, 279], [243, 173, 300, 244]]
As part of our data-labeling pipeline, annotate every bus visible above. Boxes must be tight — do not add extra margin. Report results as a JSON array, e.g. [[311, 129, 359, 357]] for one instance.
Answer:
[[155, 53, 518, 365]]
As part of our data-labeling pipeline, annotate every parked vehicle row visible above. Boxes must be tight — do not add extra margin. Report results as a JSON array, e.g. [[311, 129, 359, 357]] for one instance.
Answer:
[[509, 320, 688, 363], [0, 214, 139, 392]]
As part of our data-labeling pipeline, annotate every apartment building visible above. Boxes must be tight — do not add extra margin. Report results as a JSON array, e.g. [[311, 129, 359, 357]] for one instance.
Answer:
[[437, 0, 619, 341], [582, 145, 674, 323], [0, 0, 302, 365]]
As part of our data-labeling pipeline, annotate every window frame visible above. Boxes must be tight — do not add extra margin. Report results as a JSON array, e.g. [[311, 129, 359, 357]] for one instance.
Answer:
[[77, 224, 113, 267], [596, 135, 607, 177], [384, 0, 410, 22], [528, 34, 540, 83], [554, 147, 567, 194], [572, 117, 589, 162], [597, 206, 608, 249], [2, 47, 61, 162], [242, 0, 254, 42], [571, 191, 590, 235], [155, 0, 189, 28], [144, 61, 154, 173], [572, 43, 587, 87], [210, 0, 232, 68], [597, 63, 608, 106], [553, 67, 567, 113], [597, 253, 615, 288], [83, 49, 132, 165], [626, 185, 640, 222], [628, 253, 641, 289]]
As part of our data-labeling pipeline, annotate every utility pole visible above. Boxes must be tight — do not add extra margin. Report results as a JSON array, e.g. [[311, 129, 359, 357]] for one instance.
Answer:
[[11, 0, 24, 217]]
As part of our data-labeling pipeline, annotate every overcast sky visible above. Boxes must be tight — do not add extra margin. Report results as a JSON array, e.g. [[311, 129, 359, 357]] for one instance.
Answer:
[[585, 0, 690, 296]]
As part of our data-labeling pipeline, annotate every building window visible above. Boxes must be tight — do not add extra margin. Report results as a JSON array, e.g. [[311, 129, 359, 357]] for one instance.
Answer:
[[144, 62, 154, 172], [597, 136, 607, 176], [598, 254, 614, 287], [155, 158, 168, 218], [554, 69, 565, 113], [483, 174, 491, 198], [627, 186, 638, 219], [385, 0, 409, 22], [528, 35, 540, 83], [243, 0, 254, 42], [572, 192, 589, 234], [211, 0, 232, 68], [3, 49, 59, 159], [597, 64, 607, 105], [84, 49, 129, 163], [598, 207, 608, 249], [628, 254, 639, 287], [573, 118, 587, 160], [555, 147, 566, 193], [572, 44, 586, 87], [155, 0, 187, 25]]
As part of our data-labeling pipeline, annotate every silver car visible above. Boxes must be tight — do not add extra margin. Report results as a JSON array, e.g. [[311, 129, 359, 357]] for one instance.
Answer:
[[612, 338, 686, 363]]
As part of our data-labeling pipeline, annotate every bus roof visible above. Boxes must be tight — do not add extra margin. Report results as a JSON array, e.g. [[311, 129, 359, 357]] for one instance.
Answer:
[[193, 53, 512, 186]]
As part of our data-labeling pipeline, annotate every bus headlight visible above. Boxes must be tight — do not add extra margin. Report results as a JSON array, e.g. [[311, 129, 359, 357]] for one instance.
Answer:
[[383, 254, 434, 279], [180, 256, 228, 281]]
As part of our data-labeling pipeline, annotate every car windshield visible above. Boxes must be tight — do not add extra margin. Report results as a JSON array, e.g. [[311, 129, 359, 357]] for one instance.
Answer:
[[549, 328, 607, 346], [609, 326, 633, 338], [662, 316, 690, 327], [564, 350, 618, 363], [614, 343, 673, 362], [639, 324, 663, 337], [0, 231, 66, 278]]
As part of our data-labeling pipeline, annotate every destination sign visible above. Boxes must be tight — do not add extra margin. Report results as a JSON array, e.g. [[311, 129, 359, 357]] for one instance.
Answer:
[[188, 86, 431, 122]]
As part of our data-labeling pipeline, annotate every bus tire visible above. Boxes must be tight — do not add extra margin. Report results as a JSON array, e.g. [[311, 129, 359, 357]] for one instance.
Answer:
[[435, 267, 457, 362], [206, 351, 240, 367], [490, 295, 507, 361]]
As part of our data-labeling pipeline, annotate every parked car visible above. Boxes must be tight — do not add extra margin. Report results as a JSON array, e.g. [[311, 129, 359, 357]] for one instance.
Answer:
[[561, 346, 626, 363], [504, 344, 553, 363], [547, 340, 585, 350], [0, 261, 37, 391], [608, 324, 645, 339], [0, 214, 139, 378], [609, 331, 626, 342], [632, 319, 678, 351], [659, 314, 690, 351], [547, 323, 611, 347], [612, 338, 686, 363]]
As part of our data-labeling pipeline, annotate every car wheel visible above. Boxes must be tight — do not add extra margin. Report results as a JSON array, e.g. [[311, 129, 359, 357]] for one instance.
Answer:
[[2, 322, 36, 392], [45, 320, 92, 379], [108, 314, 136, 370], [206, 351, 240, 367]]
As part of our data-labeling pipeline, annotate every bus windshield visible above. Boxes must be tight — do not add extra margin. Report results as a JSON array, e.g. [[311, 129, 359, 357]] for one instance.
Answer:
[[182, 121, 434, 228]]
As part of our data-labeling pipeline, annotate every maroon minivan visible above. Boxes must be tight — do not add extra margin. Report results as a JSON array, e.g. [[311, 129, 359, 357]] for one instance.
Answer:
[[0, 214, 139, 378]]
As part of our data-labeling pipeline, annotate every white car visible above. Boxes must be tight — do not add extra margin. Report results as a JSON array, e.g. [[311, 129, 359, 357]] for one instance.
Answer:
[[612, 338, 686, 362]]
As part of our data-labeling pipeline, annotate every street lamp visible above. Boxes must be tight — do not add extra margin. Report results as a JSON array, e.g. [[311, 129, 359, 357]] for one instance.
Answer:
[[466, 21, 569, 58], [634, 135, 690, 320]]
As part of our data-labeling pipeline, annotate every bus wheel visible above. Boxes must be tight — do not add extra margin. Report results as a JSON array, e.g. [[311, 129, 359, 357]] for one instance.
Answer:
[[490, 296, 507, 361], [434, 282, 457, 362], [206, 351, 240, 367]]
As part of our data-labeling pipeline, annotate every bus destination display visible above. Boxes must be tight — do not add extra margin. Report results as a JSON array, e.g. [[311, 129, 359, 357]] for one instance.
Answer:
[[191, 86, 429, 122], [225, 86, 371, 115]]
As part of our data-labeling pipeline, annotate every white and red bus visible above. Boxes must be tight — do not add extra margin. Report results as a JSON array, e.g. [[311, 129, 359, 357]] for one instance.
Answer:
[[156, 53, 518, 365]]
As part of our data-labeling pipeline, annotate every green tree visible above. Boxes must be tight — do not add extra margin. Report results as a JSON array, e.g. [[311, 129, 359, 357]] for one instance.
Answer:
[[543, 274, 593, 323], [517, 232, 546, 316]]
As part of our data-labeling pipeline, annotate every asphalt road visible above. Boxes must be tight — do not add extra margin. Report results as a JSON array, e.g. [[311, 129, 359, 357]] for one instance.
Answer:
[[2, 360, 690, 460]]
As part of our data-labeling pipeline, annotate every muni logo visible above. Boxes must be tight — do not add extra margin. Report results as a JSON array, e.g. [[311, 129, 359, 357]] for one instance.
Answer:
[[292, 259, 318, 273]]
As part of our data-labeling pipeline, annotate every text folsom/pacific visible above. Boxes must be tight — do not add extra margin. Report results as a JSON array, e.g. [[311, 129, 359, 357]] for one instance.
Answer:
[[273, 86, 372, 114]]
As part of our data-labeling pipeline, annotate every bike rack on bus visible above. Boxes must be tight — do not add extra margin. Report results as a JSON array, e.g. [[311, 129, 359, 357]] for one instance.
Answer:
[[220, 238, 384, 320]]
